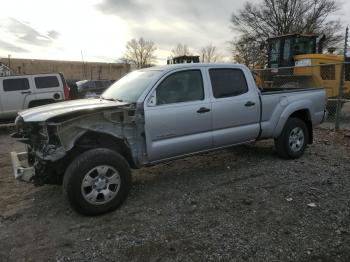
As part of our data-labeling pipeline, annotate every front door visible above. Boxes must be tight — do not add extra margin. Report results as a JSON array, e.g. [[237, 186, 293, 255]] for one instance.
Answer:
[[144, 69, 212, 162]]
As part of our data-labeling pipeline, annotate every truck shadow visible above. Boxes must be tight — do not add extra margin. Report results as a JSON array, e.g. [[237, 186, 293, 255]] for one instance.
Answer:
[[131, 142, 277, 191], [27, 141, 279, 217]]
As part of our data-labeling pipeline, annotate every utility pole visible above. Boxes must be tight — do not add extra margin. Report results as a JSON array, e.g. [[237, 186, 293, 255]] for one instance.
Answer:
[[98, 66, 102, 80], [335, 26, 349, 130], [81, 50, 86, 79], [8, 54, 11, 69]]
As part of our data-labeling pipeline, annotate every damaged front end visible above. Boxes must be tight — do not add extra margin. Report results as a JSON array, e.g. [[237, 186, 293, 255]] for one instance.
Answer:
[[11, 116, 65, 185], [11, 103, 146, 186]]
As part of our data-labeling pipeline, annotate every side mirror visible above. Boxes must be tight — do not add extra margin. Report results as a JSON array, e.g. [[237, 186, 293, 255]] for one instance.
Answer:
[[147, 91, 157, 107]]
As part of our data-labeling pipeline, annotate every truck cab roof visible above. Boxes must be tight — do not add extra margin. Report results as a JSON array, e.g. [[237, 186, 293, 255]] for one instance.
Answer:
[[143, 63, 247, 73]]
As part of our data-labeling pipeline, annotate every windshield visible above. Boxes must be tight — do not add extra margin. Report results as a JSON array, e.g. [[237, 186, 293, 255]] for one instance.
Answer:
[[101, 70, 161, 103]]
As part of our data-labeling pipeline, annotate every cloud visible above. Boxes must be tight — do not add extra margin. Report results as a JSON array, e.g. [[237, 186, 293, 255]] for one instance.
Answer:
[[2, 18, 57, 46], [97, 0, 149, 18], [47, 30, 60, 39], [97, 0, 241, 24], [96, 0, 247, 55], [0, 39, 28, 53]]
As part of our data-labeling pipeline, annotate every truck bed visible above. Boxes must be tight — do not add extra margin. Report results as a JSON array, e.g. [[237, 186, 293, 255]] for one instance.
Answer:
[[259, 88, 326, 139], [260, 87, 323, 95]]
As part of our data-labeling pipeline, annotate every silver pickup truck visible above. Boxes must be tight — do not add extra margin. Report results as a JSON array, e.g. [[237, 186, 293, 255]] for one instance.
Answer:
[[10, 64, 327, 215]]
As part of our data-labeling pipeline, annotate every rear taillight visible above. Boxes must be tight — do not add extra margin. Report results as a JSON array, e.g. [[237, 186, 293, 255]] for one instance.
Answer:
[[63, 84, 70, 100], [59, 73, 70, 100]]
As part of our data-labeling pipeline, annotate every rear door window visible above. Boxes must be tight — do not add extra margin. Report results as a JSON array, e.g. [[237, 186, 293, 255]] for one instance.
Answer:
[[103, 81, 111, 87], [34, 76, 60, 89], [88, 81, 96, 89], [209, 69, 248, 98], [3, 78, 30, 91], [95, 81, 104, 88]]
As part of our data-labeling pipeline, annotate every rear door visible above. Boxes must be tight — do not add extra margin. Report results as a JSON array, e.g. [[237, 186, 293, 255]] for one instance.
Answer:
[[33, 74, 64, 101], [144, 68, 212, 162], [0, 76, 33, 117], [208, 68, 260, 147]]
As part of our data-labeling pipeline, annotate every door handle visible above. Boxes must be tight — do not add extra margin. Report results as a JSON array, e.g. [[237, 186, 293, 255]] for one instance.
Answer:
[[197, 107, 211, 114], [245, 101, 256, 107], [21, 91, 31, 94]]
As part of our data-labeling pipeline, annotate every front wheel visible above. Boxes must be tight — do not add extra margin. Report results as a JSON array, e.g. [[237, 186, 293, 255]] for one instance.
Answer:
[[274, 118, 309, 159], [63, 148, 132, 216]]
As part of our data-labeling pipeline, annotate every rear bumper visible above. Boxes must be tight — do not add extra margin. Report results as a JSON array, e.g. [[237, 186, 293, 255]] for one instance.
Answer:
[[10, 152, 35, 182]]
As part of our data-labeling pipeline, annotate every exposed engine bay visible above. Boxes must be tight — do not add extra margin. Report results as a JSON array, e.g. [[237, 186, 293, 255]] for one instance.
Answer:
[[12, 103, 146, 185]]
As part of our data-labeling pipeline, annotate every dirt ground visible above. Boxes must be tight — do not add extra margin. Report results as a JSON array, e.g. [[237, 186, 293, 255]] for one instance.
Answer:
[[0, 129, 350, 262]]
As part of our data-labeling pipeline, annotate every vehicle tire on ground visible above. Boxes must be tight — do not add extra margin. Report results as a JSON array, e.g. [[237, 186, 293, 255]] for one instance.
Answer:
[[274, 117, 309, 159], [63, 148, 132, 216]]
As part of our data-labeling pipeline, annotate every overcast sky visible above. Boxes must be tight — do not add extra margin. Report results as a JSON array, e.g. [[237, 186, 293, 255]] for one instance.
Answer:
[[0, 0, 349, 64]]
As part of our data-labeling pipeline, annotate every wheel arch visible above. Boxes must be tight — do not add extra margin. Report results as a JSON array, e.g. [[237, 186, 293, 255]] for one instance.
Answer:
[[71, 131, 137, 168], [289, 109, 313, 144], [55, 130, 138, 174], [273, 101, 313, 144], [45, 130, 137, 186]]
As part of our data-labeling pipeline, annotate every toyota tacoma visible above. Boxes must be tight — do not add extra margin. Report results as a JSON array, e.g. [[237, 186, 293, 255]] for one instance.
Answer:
[[10, 64, 327, 215]]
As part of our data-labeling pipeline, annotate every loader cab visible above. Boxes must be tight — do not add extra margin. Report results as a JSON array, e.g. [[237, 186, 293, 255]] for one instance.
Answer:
[[267, 34, 318, 69]]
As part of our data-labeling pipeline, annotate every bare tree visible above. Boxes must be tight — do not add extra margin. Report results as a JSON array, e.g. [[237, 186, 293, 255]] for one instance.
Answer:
[[200, 44, 223, 63], [171, 43, 191, 57], [230, 35, 266, 68], [231, 0, 343, 65], [123, 38, 157, 69]]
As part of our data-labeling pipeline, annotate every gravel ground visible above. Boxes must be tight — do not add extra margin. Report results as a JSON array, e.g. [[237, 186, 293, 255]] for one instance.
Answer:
[[0, 129, 350, 262]]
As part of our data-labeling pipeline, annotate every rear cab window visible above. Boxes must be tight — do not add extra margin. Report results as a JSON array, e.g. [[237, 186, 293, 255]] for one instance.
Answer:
[[34, 76, 60, 89], [3, 78, 30, 91], [209, 68, 248, 98]]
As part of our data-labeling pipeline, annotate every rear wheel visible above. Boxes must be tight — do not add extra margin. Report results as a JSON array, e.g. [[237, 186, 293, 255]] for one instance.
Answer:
[[275, 118, 309, 159], [63, 148, 131, 216]]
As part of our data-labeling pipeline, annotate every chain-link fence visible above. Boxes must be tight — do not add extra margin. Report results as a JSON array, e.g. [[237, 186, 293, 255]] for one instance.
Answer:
[[252, 62, 350, 130]]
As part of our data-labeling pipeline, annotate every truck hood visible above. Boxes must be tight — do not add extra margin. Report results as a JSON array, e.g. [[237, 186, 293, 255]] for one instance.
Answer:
[[18, 98, 129, 122]]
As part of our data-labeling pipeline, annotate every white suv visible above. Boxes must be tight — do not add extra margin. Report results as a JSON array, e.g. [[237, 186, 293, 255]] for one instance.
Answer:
[[0, 73, 69, 120]]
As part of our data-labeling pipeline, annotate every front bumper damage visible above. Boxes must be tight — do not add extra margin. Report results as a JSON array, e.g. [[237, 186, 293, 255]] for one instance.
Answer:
[[11, 103, 146, 185], [10, 151, 35, 182]]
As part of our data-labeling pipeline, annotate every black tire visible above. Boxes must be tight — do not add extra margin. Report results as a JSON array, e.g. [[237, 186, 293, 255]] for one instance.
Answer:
[[63, 148, 131, 216], [274, 117, 309, 159]]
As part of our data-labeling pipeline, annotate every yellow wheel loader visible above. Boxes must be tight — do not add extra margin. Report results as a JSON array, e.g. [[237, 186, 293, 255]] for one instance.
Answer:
[[255, 34, 349, 112]]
